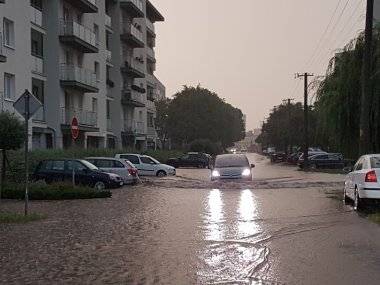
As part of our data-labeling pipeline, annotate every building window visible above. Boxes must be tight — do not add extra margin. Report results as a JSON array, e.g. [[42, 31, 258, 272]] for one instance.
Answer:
[[94, 24, 99, 44], [106, 100, 110, 119], [92, 98, 98, 113], [94, 61, 100, 81], [147, 112, 154, 128], [4, 73, 15, 100], [3, 18, 15, 48]]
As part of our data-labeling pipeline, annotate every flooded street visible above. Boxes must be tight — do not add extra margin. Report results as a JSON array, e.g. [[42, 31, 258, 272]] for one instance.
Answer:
[[2, 154, 380, 284]]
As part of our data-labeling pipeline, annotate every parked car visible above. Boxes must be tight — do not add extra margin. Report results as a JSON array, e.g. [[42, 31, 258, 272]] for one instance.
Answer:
[[270, 152, 287, 163], [344, 154, 380, 210], [211, 154, 255, 181], [115, 154, 176, 177], [85, 157, 139, 185], [167, 152, 211, 168], [33, 159, 124, 190], [298, 150, 328, 162], [298, 153, 344, 169]]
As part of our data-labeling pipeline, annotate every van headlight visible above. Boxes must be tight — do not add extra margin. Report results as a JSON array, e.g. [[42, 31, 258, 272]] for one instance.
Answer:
[[212, 170, 220, 177], [242, 168, 251, 176]]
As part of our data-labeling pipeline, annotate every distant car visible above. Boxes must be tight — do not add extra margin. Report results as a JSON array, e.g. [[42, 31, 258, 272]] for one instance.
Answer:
[[211, 154, 255, 181], [167, 152, 211, 168], [270, 152, 286, 163], [298, 151, 328, 162], [115, 154, 176, 177], [33, 159, 124, 190], [85, 157, 139, 185], [344, 155, 380, 210], [298, 153, 344, 169]]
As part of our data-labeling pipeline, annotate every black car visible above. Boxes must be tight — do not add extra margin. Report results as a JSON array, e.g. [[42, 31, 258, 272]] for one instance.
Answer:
[[167, 152, 211, 168], [33, 159, 124, 190], [298, 153, 345, 169]]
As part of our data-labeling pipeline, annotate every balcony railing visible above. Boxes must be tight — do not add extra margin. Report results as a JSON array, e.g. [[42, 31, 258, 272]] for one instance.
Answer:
[[106, 49, 112, 63], [33, 106, 45, 122], [146, 18, 155, 34], [121, 88, 145, 107], [120, 0, 144, 18], [31, 55, 44, 75], [60, 65, 98, 92], [105, 14, 112, 28], [147, 126, 156, 136], [64, 0, 97, 13], [30, 6, 43, 27], [121, 58, 145, 78], [124, 120, 145, 134], [61, 107, 97, 127], [121, 24, 144, 48], [60, 20, 98, 53]]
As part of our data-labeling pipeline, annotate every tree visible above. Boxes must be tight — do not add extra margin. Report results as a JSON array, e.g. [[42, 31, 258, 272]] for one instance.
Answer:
[[155, 98, 171, 149], [166, 85, 245, 149], [0, 112, 24, 192]]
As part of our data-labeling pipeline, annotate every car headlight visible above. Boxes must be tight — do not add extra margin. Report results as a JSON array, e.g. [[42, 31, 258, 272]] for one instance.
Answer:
[[242, 168, 251, 176], [212, 170, 220, 177]]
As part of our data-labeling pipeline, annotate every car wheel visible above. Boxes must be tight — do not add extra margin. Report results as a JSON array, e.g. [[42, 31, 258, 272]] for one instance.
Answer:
[[343, 188, 350, 204], [157, 170, 167, 177], [94, 181, 106, 191], [354, 187, 363, 211]]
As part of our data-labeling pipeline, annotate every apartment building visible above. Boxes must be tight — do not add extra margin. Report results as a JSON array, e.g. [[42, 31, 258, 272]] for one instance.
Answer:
[[0, 0, 165, 150]]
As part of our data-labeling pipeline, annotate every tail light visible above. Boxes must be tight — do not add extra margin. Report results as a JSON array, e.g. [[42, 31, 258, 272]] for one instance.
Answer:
[[128, 168, 137, 176], [365, 170, 378, 182]]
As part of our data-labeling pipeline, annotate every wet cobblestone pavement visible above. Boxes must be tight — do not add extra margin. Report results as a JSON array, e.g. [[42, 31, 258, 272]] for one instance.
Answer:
[[2, 154, 380, 284]]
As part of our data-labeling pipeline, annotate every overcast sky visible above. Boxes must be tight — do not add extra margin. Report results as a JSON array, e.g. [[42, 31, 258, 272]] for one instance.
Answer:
[[152, 0, 366, 130]]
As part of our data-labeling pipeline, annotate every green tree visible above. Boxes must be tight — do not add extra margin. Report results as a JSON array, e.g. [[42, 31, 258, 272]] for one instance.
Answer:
[[0, 112, 24, 193], [155, 98, 171, 149], [166, 85, 245, 149]]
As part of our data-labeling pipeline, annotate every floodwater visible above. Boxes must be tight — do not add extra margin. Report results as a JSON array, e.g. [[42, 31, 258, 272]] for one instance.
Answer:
[[2, 154, 380, 284]]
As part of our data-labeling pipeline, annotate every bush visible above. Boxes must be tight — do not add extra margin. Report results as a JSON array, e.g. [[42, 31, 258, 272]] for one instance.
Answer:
[[188, 139, 223, 155], [2, 181, 111, 200]]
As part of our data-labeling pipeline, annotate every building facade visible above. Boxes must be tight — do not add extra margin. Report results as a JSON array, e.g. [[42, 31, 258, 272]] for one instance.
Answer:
[[0, 0, 165, 150]]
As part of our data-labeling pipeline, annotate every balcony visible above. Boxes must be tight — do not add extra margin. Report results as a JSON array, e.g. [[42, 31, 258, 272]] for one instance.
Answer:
[[146, 99, 156, 111], [59, 20, 98, 53], [0, 33, 6, 63], [31, 55, 44, 76], [106, 49, 112, 63], [121, 89, 145, 107], [120, 25, 144, 48], [32, 106, 45, 122], [120, 0, 144, 18], [124, 120, 145, 135], [61, 108, 98, 130], [121, 59, 145, 78], [105, 14, 112, 30], [30, 6, 43, 27], [146, 0, 164, 22], [146, 18, 155, 36], [147, 126, 156, 137], [146, 47, 156, 63], [132, 84, 146, 93], [60, 65, 99, 93], [64, 0, 98, 13]]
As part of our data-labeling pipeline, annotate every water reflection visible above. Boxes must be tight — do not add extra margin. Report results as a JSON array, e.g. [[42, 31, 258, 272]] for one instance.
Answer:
[[238, 189, 260, 238], [206, 189, 224, 241]]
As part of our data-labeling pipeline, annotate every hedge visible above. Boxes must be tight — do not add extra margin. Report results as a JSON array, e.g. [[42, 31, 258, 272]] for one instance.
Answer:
[[2, 181, 111, 200]]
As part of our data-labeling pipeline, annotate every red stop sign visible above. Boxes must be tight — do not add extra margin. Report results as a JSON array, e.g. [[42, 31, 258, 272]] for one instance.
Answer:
[[71, 117, 79, 140]]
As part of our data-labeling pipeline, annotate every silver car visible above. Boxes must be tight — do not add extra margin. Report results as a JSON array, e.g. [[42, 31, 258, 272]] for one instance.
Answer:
[[211, 154, 255, 181], [85, 157, 139, 185]]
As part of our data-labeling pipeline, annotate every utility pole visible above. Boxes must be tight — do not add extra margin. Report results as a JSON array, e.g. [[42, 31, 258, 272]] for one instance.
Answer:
[[296, 73, 314, 170], [360, 0, 374, 154]]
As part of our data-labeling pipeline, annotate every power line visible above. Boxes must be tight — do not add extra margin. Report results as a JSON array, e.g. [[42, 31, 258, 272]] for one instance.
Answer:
[[304, 0, 344, 70], [309, 0, 353, 70]]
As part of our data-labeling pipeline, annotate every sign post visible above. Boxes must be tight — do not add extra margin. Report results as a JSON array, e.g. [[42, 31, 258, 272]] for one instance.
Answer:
[[13, 90, 42, 216], [71, 117, 79, 187]]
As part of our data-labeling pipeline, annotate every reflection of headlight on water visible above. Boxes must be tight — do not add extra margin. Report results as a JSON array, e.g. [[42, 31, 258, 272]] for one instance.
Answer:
[[242, 168, 251, 176], [212, 170, 220, 177]]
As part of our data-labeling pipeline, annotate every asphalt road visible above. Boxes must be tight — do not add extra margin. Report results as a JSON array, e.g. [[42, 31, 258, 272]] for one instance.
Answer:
[[1, 154, 380, 284]]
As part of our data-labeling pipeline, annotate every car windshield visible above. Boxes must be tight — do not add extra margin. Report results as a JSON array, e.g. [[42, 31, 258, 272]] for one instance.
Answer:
[[370, 157, 380, 168], [80, 160, 98, 171], [215, 155, 249, 168]]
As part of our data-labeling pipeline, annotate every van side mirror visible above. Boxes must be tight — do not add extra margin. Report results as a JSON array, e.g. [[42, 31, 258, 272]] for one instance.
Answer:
[[251, 164, 255, 168]]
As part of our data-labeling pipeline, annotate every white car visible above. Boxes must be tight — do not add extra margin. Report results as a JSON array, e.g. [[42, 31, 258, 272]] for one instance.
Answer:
[[211, 154, 254, 181], [344, 154, 380, 210], [115, 154, 176, 177], [85, 157, 139, 185]]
